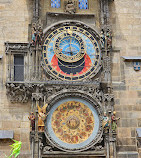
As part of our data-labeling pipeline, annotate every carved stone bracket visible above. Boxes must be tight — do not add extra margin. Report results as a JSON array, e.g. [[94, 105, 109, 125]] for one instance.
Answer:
[[5, 42, 30, 54], [32, 93, 44, 101], [30, 131, 39, 142], [6, 83, 35, 103], [104, 93, 114, 102], [6, 82, 103, 103], [38, 132, 44, 150]]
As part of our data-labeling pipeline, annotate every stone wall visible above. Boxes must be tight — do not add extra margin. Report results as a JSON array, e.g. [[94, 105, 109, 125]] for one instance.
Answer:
[[0, 0, 32, 157], [0, 0, 141, 158], [41, 0, 100, 29], [110, 0, 141, 157]]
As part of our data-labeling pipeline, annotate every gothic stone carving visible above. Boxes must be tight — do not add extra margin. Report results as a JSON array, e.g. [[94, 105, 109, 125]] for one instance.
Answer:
[[31, 23, 44, 47], [5, 42, 30, 54], [6, 83, 35, 103], [64, 0, 77, 14], [6, 81, 104, 104]]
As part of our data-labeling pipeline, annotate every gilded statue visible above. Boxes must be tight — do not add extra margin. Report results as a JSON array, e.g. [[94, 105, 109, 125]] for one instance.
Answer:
[[37, 104, 49, 132]]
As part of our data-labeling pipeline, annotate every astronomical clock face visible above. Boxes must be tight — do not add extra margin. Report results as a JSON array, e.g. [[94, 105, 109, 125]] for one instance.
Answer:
[[42, 24, 101, 81], [45, 98, 100, 151]]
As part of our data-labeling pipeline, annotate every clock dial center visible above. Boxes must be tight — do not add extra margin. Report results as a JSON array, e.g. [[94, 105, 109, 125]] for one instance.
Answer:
[[54, 32, 85, 63]]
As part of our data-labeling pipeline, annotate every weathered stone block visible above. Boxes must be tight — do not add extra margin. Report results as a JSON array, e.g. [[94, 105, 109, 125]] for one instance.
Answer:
[[113, 85, 126, 91], [0, 130, 13, 139], [0, 0, 12, 3], [127, 152, 138, 158], [117, 146, 137, 152], [138, 91, 141, 97], [131, 128, 136, 137], [138, 119, 141, 127], [117, 152, 128, 158], [117, 128, 131, 138], [21, 122, 30, 128], [122, 105, 133, 111], [21, 142, 30, 151], [117, 138, 136, 146], [115, 99, 120, 105], [121, 119, 137, 127]]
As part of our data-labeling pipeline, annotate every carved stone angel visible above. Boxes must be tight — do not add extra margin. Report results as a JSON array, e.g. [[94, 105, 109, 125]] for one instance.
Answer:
[[37, 104, 49, 132]]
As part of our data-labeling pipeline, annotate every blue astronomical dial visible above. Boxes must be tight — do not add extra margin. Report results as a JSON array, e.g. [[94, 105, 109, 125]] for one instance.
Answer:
[[42, 25, 101, 81], [54, 32, 85, 63], [59, 37, 80, 57]]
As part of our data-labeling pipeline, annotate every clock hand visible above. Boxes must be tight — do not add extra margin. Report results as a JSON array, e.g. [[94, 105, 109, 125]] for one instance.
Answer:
[[61, 50, 73, 56], [68, 37, 71, 53]]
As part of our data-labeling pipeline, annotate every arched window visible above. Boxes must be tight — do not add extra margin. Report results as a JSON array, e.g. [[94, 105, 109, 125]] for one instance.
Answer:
[[51, 0, 61, 8], [79, 0, 88, 9]]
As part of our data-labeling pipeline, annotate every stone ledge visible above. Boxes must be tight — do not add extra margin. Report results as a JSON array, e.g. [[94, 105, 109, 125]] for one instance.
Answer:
[[122, 56, 141, 61], [117, 152, 138, 158], [0, 130, 14, 139]]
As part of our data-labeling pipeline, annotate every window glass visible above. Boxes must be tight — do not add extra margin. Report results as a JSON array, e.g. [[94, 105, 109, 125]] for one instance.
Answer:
[[14, 55, 24, 81], [51, 0, 61, 8], [79, 0, 88, 9]]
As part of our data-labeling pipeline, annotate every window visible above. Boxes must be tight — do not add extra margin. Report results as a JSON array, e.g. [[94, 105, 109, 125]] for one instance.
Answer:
[[14, 55, 24, 81], [51, 0, 61, 8], [79, 0, 88, 9], [134, 62, 140, 71]]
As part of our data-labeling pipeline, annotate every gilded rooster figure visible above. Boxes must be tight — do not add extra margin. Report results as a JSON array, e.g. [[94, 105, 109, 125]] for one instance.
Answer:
[[37, 104, 49, 132]]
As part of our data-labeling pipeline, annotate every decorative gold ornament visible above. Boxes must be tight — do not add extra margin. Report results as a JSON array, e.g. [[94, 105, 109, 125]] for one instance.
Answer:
[[51, 101, 94, 144]]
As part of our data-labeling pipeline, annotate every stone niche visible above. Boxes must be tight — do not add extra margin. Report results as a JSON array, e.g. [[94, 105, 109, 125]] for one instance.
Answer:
[[41, 0, 100, 29]]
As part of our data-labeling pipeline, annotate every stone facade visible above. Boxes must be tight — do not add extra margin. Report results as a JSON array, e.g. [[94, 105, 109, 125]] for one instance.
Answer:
[[0, 0, 140, 158], [110, 1, 141, 157]]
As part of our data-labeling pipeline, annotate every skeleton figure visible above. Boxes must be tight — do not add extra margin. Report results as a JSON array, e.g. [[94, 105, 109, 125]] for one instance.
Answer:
[[100, 29, 105, 48], [37, 104, 48, 132]]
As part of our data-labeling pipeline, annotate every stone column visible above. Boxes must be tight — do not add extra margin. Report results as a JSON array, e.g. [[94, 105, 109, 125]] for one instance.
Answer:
[[30, 131, 35, 158], [31, 93, 43, 158], [104, 134, 110, 158]]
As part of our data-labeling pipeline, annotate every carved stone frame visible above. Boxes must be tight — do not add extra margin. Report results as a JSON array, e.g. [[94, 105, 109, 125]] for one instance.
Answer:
[[42, 20, 102, 81], [44, 90, 103, 152]]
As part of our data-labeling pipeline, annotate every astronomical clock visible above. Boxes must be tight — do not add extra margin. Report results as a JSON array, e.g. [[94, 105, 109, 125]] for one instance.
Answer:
[[42, 22, 101, 81], [5, 0, 114, 157], [41, 21, 104, 155]]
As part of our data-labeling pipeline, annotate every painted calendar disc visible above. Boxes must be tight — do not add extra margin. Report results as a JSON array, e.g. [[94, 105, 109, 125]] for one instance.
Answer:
[[46, 98, 100, 150]]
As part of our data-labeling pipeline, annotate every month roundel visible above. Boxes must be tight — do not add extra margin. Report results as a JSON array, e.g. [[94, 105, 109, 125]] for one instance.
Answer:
[[42, 25, 101, 81], [46, 98, 100, 150]]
